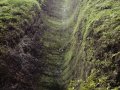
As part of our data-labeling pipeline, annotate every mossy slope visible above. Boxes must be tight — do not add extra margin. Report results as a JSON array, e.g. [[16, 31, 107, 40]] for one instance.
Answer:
[[0, 0, 43, 89], [65, 0, 120, 90]]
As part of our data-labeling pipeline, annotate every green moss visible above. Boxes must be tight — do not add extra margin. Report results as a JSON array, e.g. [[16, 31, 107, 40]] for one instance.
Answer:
[[0, 0, 41, 48], [66, 0, 120, 89], [0, 0, 40, 27]]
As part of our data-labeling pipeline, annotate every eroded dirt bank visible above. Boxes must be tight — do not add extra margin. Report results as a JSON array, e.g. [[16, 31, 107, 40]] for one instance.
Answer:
[[0, 0, 120, 90]]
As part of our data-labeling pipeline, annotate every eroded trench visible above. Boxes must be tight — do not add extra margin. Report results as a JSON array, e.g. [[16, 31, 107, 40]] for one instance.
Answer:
[[38, 0, 80, 89], [1, 0, 120, 90], [0, 0, 81, 90]]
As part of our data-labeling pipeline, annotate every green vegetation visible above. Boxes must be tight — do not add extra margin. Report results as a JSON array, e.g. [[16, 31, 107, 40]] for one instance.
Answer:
[[0, 0, 120, 90], [0, 0, 40, 53], [0, 0, 42, 89], [66, 0, 120, 90]]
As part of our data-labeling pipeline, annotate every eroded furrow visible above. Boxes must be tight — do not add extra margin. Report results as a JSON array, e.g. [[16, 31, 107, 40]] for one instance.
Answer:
[[39, 0, 80, 89]]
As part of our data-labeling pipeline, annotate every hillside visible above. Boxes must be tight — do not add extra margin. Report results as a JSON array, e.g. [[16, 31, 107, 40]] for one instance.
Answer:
[[0, 0, 120, 90]]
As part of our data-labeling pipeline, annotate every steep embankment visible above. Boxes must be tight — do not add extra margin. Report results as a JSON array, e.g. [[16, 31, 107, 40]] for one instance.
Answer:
[[66, 0, 120, 90], [0, 0, 44, 89]]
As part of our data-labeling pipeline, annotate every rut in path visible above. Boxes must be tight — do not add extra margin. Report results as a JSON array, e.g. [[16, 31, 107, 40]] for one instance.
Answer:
[[39, 0, 79, 90]]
